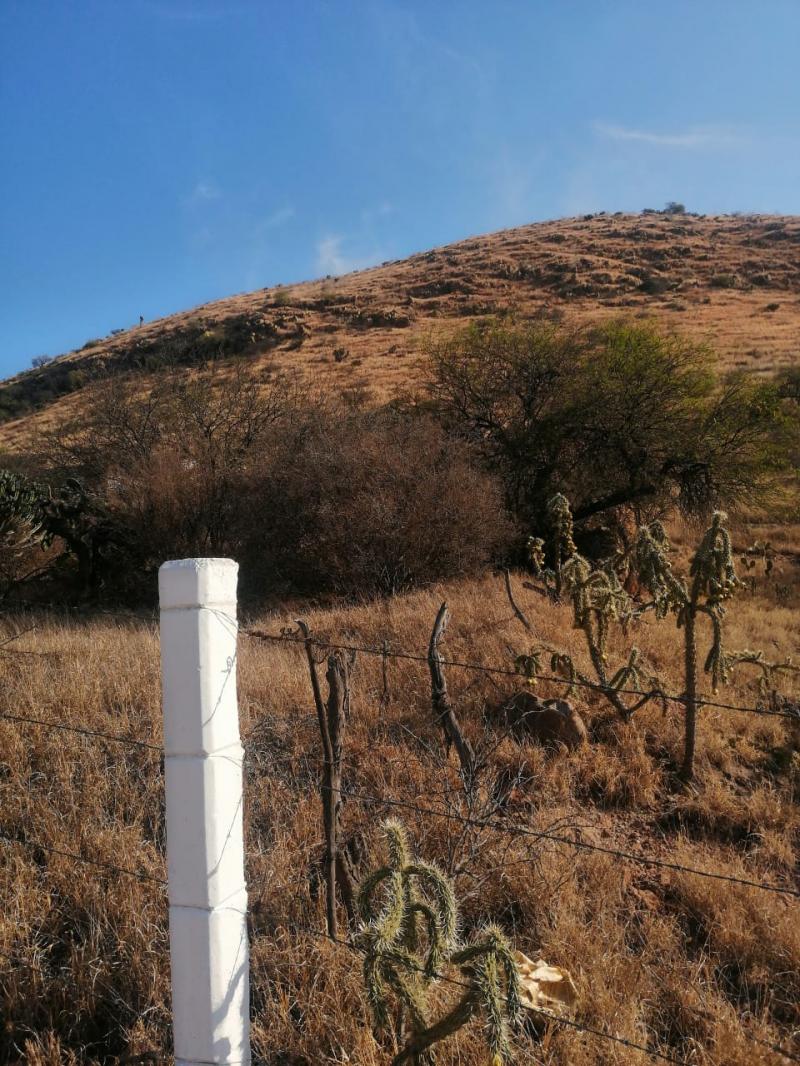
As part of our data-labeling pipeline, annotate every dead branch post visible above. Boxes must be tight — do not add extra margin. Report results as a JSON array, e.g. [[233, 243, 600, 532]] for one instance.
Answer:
[[297, 620, 356, 937], [379, 637, 390, 710], [428, 602, 475, 788], [326, 649, 358, 927], [503, 568, 533, 632]]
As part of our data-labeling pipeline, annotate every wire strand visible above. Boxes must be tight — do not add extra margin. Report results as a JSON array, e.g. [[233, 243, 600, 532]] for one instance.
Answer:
[[0, 711, 163, 751], [243, 629, 799, 720], [0, 833, 167, 886], [313, 781, 800, 899]]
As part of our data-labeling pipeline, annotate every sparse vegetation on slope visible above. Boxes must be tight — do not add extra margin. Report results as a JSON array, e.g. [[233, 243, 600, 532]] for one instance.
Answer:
[[2, 212, 800, 443]]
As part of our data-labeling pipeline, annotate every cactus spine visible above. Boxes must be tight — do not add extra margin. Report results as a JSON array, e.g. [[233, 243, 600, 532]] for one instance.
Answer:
[[358, 821, 520, 1065]]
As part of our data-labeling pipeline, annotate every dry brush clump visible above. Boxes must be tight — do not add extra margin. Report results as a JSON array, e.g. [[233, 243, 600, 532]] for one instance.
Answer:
[[3, 371, 512, 605]]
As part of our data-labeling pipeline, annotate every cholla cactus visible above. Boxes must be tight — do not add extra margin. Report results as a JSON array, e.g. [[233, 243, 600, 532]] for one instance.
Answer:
[[634, 511, 745, 779], [448, 925, 521, 1065], [511, 496, 663, 723], [689, 512, 742, 607], [720, 648, 799, 704], [633, 521, 687, 619], [741, 540, 776, 577], [514, 649, 543, 686], [357, 820, 457, 1040], [549, 651, 577, 694], [514, 648, 577, 696], [546, 494, 576, 594], [548, 501, 659, 722], [562, 555, 629, 644], [608, 647, 644, 692], [526, 535, 547, 577], [358, 821, 521, 1065]]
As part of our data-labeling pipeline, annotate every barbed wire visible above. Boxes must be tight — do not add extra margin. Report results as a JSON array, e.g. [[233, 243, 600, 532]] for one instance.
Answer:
[[243, 629, 800, 720], [0, 711, 163, 751], [313, 781, 800, 899], [0, 604, 157, 623], [0, 833, 166, 886]]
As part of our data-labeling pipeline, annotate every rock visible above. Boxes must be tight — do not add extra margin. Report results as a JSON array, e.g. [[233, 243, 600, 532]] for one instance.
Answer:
[[499, 693, 588, 750]]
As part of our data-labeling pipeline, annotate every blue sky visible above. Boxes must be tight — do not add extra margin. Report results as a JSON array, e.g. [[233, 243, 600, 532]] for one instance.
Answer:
[[2, 0, 799, 377]]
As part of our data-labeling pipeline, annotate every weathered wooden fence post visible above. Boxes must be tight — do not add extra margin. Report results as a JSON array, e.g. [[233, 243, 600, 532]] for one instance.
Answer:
[[159, 559, 250, 1066]]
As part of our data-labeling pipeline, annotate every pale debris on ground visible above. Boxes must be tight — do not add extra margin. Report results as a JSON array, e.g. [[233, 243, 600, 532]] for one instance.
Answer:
[[514, 951, 578, 1014]]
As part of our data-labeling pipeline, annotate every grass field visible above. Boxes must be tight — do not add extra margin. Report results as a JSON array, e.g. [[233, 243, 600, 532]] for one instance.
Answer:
[[1, 517, 798, 1064]]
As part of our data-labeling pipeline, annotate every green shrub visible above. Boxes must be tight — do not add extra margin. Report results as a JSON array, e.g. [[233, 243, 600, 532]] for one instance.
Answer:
[[428, 318, 788, 532]]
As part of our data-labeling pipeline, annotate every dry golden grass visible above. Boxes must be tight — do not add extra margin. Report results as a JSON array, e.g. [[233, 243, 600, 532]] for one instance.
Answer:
[[1, 519, 798, 1063], [2, 211, 799, 450]]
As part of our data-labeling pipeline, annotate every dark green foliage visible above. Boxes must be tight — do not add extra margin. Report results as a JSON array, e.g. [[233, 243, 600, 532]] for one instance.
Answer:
[[777, 367, 800, 402], [0, 470, 44, 535], [429, 318, 790, 531], [639, 272, 670, 294], [0, 471, 47, 593], [710, 273, 738, 288], [0, 471, 120, 599]]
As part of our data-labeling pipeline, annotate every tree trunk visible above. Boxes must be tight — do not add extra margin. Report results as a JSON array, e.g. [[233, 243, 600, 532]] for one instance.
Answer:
[[681, 606, 698, 781]]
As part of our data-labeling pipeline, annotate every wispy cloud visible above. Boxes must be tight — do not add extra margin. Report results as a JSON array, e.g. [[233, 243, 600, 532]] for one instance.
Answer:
[[593, 122, 744, 150], [185, 179, 222, 207], [360, 202, 395, 226], [316, 235, 383, 276]]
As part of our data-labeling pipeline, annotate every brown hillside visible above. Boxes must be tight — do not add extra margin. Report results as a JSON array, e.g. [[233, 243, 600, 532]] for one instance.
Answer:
[[1, 211, 799, 449]]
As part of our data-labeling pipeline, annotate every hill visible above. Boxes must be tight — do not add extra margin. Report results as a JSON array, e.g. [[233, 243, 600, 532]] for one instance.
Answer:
[[1, 210, 799, 449], [1, 211, 799, 1063]]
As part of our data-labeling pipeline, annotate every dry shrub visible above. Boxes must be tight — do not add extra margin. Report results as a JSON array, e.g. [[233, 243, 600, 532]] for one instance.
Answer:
[[248, 405, 512, 599], [30, 375, 512, 603]]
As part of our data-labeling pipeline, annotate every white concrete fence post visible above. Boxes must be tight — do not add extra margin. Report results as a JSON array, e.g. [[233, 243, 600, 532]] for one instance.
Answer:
[[159, 559, 250, 1066]]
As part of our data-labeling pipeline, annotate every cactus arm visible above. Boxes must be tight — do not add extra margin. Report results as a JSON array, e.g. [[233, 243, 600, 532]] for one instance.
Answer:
[[392, 994, 476, 1065], [406, 862, 458, 949]]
